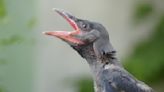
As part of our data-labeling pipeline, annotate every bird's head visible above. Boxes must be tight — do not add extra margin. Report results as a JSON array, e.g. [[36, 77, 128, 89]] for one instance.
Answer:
[[44, 9, 115, 59]]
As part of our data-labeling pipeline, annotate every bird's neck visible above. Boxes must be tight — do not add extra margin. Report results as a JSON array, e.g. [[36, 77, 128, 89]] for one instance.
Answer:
[[72, 44, 121, 73], [87, 56, 121, 78], [73, 44, 122, 92]]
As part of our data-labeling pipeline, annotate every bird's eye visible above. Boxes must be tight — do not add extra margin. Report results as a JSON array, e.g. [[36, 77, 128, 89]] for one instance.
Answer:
[[82, 24, 87, 28]]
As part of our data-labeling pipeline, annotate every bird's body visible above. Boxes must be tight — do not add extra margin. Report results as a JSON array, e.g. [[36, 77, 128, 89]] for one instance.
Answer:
[[44, 9, 154, 92], [72, 42, 153, 92]]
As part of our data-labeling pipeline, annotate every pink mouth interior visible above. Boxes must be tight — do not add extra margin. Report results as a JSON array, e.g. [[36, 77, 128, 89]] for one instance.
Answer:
[[55, 10, 80, 35], [44, 31, 83, 44], [43, 9, 84, 44]]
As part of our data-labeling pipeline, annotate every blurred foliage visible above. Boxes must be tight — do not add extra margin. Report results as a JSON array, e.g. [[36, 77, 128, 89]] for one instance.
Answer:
[[0, 0, 6, 19], [124, 1, 164, 84], [124, 15, 164, 83], [0, 86, 6, 92], [0, 35, 23, 47], [0, 59, 7, 65], [27, 17, 37, 29], [133, 2, 153, 23], [0, 1, 7, 92], [0, 0, 36, 92], [74, 77, 94, 92]]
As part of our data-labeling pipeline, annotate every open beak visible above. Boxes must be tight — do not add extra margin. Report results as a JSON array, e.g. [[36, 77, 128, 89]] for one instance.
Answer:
[[43, 8, 84, 44]]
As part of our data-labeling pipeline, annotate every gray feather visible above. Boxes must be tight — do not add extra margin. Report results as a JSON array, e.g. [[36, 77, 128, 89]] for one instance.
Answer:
[[101, 64, 154, 92]]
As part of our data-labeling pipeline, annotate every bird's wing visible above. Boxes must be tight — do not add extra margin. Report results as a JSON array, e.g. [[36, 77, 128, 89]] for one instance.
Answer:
[[103, 79, 119, 92], [102, 67, 154, 92]]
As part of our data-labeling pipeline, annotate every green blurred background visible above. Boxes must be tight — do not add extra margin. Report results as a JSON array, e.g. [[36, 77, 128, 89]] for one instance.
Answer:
[[0, 0, 163, 92], [0, 0, 36, 92]]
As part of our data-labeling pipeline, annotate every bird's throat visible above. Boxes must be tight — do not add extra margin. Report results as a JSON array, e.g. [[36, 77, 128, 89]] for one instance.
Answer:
[[72, 44, 119, 67]]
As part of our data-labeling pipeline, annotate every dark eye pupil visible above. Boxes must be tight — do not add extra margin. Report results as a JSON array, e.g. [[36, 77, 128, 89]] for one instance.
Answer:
[[82, 24, 87, 28]]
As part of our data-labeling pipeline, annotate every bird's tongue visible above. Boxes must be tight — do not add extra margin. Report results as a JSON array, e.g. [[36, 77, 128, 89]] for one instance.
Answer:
[[43, 9, 84, 44]]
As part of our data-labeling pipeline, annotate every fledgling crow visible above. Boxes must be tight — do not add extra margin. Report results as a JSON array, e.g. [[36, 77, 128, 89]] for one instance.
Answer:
[[43, 9, 154, 92]]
